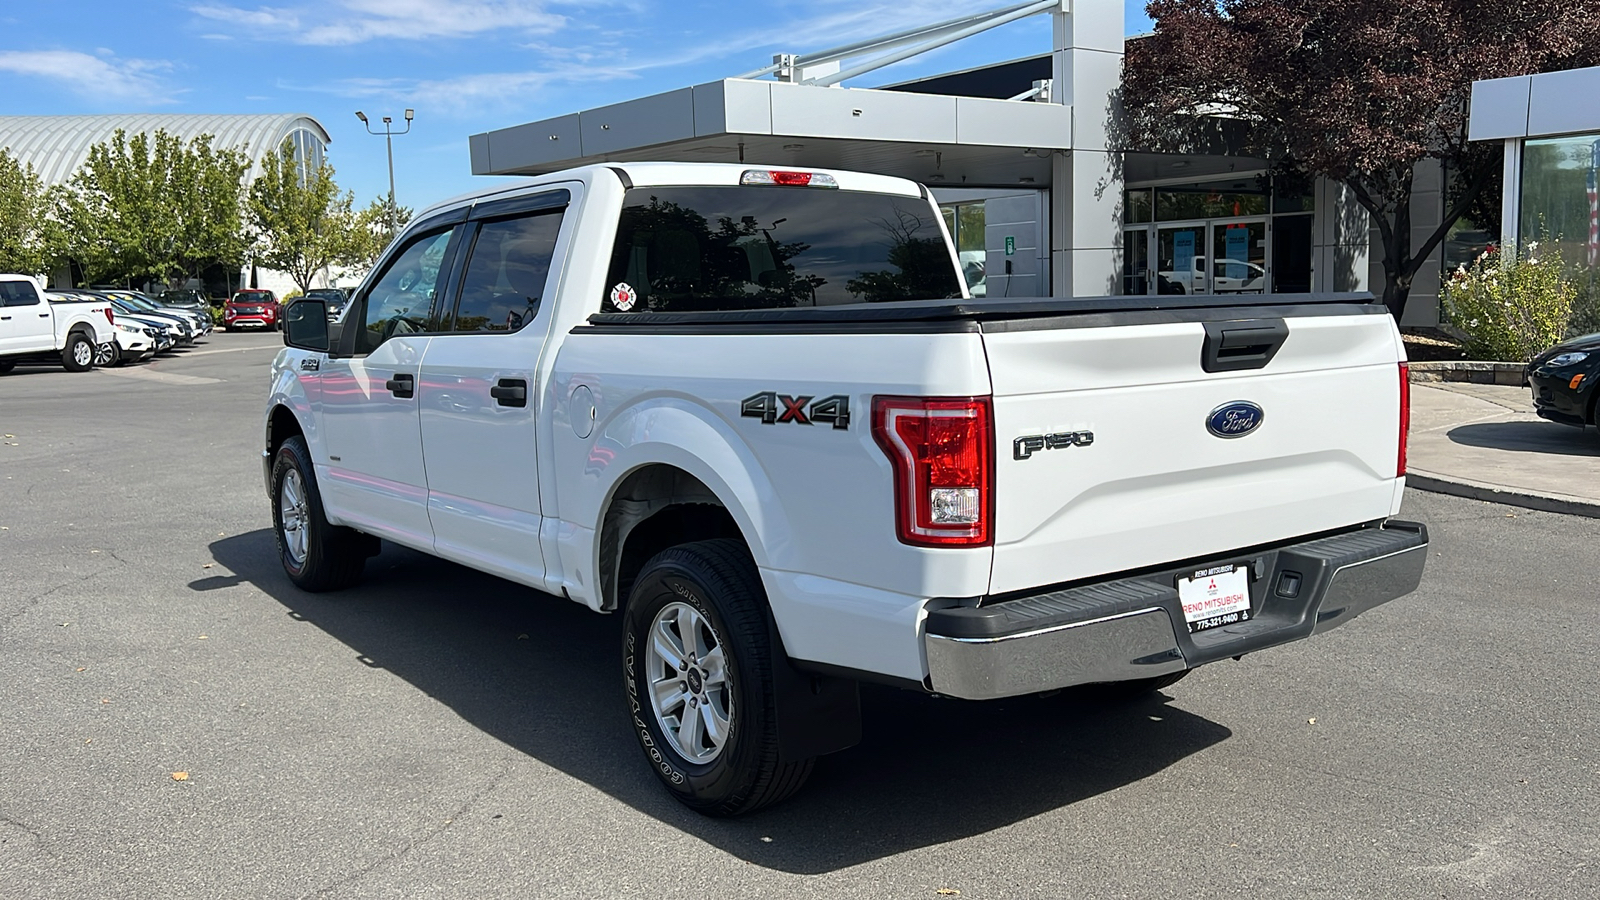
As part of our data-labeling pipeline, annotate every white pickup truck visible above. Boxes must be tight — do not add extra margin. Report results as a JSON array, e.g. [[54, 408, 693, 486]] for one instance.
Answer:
[[0, 274, 116, 373], [263, 163, 1427, 816]]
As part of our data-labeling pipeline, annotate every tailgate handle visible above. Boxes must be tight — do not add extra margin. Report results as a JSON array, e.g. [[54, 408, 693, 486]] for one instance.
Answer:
[[1202, 319, 1289, 373]]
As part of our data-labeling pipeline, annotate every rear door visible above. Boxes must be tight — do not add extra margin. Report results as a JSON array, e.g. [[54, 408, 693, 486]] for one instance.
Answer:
[[983, 306, 1404, 595], [318, 223, 463, 549], [0, 279, 55, 353], [418, 187, 573, 587]]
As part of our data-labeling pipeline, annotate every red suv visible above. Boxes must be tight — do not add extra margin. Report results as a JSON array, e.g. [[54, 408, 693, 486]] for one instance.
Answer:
[[224, 290, 279, 331]]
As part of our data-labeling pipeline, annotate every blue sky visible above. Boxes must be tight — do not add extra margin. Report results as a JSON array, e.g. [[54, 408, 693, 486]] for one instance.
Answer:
[[0, 1, 1154, 211]]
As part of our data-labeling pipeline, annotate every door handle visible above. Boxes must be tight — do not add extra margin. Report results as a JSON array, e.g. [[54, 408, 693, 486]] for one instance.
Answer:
[[490, 378, 528, 408], [385, 373, 415, 398], [0, 315, 10, 320]]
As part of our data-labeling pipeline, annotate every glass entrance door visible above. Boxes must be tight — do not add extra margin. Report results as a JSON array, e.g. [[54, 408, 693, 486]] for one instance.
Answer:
[[1211, 219, 1268, 293], [1157, 223, 1207, 295], [1123, 227, 1151, 295]]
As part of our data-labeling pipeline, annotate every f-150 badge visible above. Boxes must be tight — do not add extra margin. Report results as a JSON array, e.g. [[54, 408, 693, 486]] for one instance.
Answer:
[[741, 392, 850, 430], [1013, 430, 1094, 460]]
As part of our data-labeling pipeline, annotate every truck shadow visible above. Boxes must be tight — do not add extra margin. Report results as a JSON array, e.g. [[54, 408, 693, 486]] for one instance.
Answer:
[[207, 529, 1231, 875], [1447, 421, 1600, 457]]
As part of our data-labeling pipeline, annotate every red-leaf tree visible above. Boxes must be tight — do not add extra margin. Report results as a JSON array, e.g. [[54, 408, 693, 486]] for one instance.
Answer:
[[1122, 0, 1600, 319]]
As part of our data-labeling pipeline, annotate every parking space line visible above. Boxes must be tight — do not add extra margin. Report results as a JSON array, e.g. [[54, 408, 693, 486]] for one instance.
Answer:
[[95, 368, 223, 386]]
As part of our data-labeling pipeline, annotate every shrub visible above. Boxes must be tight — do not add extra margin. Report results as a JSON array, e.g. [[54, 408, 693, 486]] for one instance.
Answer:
[[1441, 243, 1576, 361]]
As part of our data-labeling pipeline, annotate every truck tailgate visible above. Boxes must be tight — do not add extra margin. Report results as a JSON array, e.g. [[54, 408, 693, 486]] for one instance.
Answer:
[[983, 310, 1404, 595]]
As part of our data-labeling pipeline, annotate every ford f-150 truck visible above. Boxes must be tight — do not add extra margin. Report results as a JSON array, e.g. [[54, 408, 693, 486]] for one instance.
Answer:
[[0, 274, 116, 373], [263, 162, 1427, 816]]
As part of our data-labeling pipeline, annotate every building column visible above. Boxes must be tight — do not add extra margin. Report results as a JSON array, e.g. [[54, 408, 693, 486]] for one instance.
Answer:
[[1050, 0, 1124, 297], [1501, 137, 1523, 255]]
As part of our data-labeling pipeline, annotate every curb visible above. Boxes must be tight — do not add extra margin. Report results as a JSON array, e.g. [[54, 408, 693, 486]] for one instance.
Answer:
[[1408, 361, 1526, 386], [1407, 471, 1600, 519]]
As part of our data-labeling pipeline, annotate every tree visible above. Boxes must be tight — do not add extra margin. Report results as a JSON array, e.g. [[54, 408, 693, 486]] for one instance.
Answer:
[[344, 196, 413, 274], [248, 139, 358, 295], [0, 150, 61, 277], [56, 129, 250, 287], [1122, 0, 1600, 319]]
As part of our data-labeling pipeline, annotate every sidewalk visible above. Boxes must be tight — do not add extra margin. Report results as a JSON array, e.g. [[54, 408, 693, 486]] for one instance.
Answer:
[[1407, 382, 1600, 516]]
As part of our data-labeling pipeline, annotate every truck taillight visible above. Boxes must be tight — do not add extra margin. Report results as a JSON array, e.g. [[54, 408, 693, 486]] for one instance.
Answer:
[[1398, 363, 1410, 478], [103, 307, 114, 326], [872, 396, 994, 547]]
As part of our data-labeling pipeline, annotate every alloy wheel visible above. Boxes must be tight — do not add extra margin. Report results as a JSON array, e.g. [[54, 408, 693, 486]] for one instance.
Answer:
[[646, 601, 733, 764]]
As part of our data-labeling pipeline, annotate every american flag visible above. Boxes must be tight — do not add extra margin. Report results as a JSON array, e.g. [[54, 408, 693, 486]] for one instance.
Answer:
[[1589, 138, 1600, 266]]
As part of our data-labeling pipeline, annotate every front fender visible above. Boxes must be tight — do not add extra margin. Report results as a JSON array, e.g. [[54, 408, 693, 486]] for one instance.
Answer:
[[262, 348, 321, 497]]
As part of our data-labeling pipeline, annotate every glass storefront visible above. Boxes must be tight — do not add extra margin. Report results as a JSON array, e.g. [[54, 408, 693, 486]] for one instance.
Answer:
[[1123, 176, 1313, 295], [1520, 132, 1600, 267], [941, 201, 988, 296]]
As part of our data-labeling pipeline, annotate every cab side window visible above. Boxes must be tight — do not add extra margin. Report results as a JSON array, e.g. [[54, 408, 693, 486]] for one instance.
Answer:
[[447, 211, 563, 333], [1, 281, 40, 306], [354, 228, 456, 356]]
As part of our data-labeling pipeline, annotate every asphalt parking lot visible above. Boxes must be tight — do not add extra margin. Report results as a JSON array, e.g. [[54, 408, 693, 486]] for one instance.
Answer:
[[2, 335, 1597, 899]]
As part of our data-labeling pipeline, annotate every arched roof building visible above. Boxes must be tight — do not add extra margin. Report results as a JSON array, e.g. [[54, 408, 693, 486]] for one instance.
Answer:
[[0, 113, 330, 186]]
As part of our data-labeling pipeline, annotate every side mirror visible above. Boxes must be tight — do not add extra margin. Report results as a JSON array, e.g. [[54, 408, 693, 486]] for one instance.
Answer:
[[283, 298, 329, 352]]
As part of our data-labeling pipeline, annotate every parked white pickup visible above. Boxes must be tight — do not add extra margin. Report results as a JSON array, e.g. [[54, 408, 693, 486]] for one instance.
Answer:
[[0, 275, 116, 373], [262, 162, 1428, 816]]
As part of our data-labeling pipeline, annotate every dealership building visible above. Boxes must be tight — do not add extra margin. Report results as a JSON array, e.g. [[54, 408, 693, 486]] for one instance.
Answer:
[[469, 0, 1477, 325], [1471, 65, 1600, 269], [0, 113, 331, 296]]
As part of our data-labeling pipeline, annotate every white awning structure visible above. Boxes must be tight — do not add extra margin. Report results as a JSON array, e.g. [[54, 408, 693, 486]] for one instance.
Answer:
[[469, 78, 1069, 186]]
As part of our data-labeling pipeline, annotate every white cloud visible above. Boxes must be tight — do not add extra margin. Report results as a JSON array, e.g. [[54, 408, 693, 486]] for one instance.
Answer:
[[0, 50, 177, 104], [192, 0, 567, 46]]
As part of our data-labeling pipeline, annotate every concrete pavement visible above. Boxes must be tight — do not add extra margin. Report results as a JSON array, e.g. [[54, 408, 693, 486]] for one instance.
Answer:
[[1408, 381, 1600, 516]]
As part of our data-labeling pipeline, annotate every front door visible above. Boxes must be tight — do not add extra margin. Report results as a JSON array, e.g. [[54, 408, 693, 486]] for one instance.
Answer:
[[318, 226, 460, 550], [1211, 219, 1269, 293], [0, 280, 55, 353], [1157, 223, 1207, 295], [419, 192, 571, 587]]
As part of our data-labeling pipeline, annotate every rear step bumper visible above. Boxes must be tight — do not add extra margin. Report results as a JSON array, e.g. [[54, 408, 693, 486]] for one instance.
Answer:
[[924, 521, 1427, 700]]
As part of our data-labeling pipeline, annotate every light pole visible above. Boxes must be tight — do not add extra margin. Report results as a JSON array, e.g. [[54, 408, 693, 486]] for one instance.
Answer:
[[355, 108, 413, 236]]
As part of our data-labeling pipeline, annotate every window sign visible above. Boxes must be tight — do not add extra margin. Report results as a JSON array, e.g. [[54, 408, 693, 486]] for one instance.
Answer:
[[1175, 230, 1196, 274], [1226, 226, 1249, 279]]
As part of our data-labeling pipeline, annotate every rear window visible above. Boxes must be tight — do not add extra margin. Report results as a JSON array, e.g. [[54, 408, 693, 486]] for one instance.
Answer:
[[601, 186, 962, 313]]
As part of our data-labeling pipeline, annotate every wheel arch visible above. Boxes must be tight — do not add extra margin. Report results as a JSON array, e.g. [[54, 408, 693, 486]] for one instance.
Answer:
[[598, 464, 747, 613]]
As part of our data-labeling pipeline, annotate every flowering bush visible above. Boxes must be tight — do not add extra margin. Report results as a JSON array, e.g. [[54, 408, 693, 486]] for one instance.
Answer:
[[1441, 243, 1576, 361]]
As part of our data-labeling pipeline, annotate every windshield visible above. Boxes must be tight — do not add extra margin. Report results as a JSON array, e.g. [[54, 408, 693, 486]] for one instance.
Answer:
[[602, 186, 962, 313], [232, 293, 271, 304]]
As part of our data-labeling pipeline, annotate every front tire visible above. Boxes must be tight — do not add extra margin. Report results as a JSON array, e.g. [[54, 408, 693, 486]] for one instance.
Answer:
[[271, 435, 369, 592], [622, 539, 812, 816], [62, 333, 95, 371], [0, 360, 15, 374], [93, 342, 117, 367]]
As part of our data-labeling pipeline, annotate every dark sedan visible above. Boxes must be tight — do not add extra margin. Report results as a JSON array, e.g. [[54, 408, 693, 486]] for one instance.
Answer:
[[1528, 332, 1600, 438]]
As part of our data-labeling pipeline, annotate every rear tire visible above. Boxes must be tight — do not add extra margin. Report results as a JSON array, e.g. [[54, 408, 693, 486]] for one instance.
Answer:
[[0, 360, 15, 374], [621, 539, 812, 816], [62, 333, 95, 371], [271, 435, 368, 592]]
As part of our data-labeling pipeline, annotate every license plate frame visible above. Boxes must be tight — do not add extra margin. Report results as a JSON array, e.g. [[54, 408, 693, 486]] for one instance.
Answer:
[[1177, 563, 1252, 634]]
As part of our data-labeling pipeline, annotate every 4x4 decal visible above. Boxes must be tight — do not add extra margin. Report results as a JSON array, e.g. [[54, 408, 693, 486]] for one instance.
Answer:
[[741, 392, 851, 430]]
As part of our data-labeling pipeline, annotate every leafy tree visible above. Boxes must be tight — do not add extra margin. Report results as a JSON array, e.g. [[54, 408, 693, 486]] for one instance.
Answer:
[[0, 150, 61, 277], [56, 129, 250, 287], [344, 196, 413, 274], [1122, 0, 1600, 319], [248, 139, 359, 295]]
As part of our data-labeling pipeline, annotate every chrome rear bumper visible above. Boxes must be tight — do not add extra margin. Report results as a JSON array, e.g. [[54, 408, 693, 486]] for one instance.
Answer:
[[924, 521, 1428, 700]]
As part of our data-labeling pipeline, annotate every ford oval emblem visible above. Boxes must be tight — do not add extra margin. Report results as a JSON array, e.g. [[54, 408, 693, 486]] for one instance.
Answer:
[[1207, 401, 1265, 439]]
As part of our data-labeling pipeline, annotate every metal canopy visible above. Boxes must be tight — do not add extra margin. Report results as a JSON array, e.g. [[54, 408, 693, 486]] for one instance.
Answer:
[[470, 79, 1068, 188]]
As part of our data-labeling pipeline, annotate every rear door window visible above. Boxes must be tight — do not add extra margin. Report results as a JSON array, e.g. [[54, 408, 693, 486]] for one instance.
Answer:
[[447, 211, 564, 333], [602, 186, 962, 312]]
